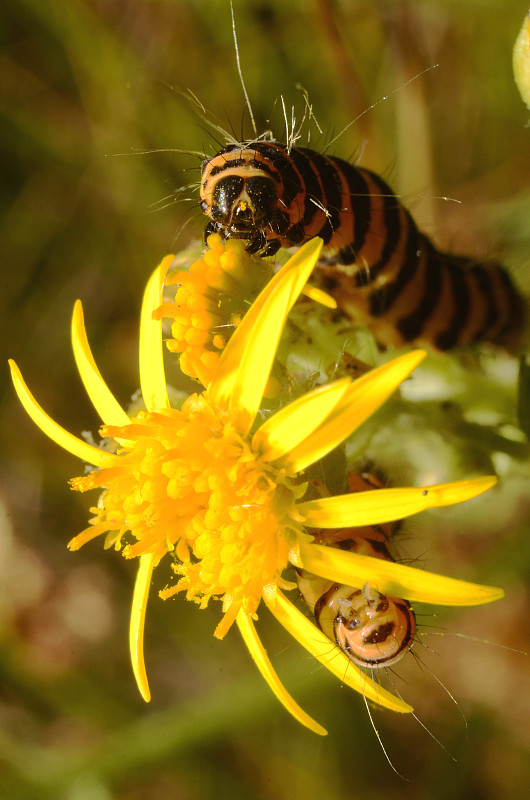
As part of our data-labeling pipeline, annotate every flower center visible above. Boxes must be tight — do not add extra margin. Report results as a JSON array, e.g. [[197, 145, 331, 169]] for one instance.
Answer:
[[71, 393, 306, 636]]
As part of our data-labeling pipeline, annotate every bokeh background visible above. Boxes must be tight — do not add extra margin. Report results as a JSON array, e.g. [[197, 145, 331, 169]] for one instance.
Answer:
[[1, 1, 530, 798]]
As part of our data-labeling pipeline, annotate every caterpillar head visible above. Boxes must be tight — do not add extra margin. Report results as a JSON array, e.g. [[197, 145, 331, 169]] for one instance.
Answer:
[[200, 146, 287, 255], [203, 173, 277, 230], [315, 583, 416, 668]]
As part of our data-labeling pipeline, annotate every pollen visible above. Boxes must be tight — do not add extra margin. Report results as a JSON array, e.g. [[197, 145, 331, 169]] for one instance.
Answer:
[[70, 393, 306, 637], [154, 234, 273, 383]]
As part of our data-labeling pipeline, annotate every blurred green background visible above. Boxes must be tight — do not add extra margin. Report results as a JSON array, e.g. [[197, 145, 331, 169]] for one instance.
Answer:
[[1, 1, 529, 798]]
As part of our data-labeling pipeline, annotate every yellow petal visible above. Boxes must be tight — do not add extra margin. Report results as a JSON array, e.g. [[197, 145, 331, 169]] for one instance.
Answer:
[[514, 11, 530, 108], [285, 350, 426, 472], [265, 591, 412, 713], [301, 284, 337, 309], [252, 378, 351, 460], [236, 610, 327, 735], [129, 553, 156, 703], [210, 238, 323, 428], [71, 301, 130, 426], [9, 360, 116, 468], [299, 542, 504, 606], [182, 351, 214, 389], [140, 256, 173, 412], [298, 476, 498, 527]]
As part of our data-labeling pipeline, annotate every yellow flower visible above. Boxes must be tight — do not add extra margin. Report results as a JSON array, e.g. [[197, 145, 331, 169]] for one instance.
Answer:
[[153, 234, 273, 383], [153, 233, 335, 387], [10, 238, 502, 736]]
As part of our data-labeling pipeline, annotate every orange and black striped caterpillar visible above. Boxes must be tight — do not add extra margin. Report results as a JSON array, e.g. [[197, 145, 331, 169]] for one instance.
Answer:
[[297, 473, 416, 668], [200, 140, 525, 351]]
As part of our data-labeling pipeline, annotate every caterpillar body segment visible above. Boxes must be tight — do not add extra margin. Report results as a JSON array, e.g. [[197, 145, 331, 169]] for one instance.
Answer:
[[297, 473, 416, 669], [200, 140, 525, 351]]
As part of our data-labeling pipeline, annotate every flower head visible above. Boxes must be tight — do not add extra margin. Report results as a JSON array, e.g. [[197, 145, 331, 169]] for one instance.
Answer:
[[10, 237, 502, 736], [153, 234, 273, 383]]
